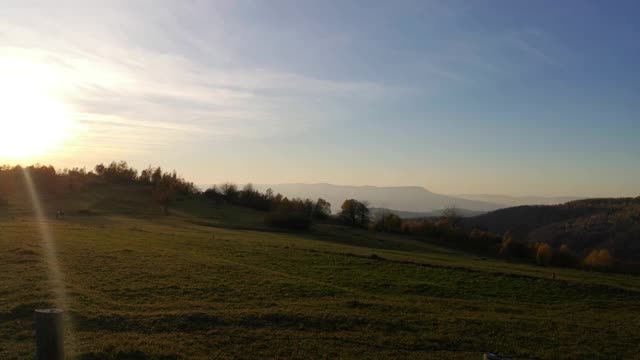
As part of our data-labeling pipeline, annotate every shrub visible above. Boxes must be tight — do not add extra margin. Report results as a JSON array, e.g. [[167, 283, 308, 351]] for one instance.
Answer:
[[402, 220, 437, 235], [535, 243, 553, 266], [584, 249, 613, 270], [499, 233, 530, 259], [468, 229, 502, 252], [371, 212, 402, 232]]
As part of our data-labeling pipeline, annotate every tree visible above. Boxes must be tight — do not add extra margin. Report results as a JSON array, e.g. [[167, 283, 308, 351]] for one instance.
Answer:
[[151, 167, 162, 185], [313, 198, 331, 219], [339, 199, 370, 227], [239, 183, 258, 205], [265, 188, 274, 200], [372, 210, 402, 232], [96, 161, 137, 183], [220, 183, 239, 202], [204, 185, 222, 201], [265, 195, 314, 230], [153, 173, 176, 215], [356, 200, 371, 227], [339, 199, 359, 226], [441, 206, 462, 229], [535, 243, 553, 266], [94, 163, 105, 176], [584, 249, 613, 270], [499, 232, 529, 259], [139, 166, 153, 184]]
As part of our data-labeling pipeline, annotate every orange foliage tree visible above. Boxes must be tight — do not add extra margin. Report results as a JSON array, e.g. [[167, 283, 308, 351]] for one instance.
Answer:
[[535, 243, 553, 266], [584, 249, 613, 270]]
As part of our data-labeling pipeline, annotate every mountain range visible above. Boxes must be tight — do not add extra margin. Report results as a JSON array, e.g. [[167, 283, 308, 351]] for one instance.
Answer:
[[453, 194, 583, 207], [252, 183, 501, 214], [249, 183, 578, 215]]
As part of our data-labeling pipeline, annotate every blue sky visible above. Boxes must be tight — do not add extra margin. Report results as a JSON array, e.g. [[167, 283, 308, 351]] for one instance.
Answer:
[[0, 0, 638, 196]]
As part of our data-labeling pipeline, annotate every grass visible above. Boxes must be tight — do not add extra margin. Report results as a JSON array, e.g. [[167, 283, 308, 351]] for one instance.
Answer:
[[1, 186, 639, 359]]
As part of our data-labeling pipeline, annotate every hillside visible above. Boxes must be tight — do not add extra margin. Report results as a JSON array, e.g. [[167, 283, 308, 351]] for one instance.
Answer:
[[465, 198, 640, 261], [455, 194, 583, 207], [371, 207, 486, 219], [2, 178, 640, 358], [254, 183, 503, 213]]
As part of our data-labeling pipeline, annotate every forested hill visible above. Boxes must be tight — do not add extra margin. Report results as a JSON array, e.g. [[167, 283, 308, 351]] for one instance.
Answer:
[[465, 198, 640, 261]]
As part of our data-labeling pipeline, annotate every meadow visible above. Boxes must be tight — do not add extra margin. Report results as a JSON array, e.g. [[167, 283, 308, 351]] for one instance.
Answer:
[[1, 185, 639, 359]]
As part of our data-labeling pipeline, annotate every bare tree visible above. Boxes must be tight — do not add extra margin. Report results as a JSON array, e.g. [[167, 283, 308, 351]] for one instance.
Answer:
[[441, 206, 462, 229]]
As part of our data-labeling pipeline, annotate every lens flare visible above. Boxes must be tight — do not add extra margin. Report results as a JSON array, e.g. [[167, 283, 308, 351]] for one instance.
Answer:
[[21, 168, 75, 354]]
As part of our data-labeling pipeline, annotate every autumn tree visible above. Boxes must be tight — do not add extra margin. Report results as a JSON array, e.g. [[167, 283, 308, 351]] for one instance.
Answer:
[[535, 243, 553, 266], [584, 249, 613, 270]]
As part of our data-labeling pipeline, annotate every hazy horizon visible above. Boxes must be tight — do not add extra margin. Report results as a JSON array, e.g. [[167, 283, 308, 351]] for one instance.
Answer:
[[1, 0, 639, 198]]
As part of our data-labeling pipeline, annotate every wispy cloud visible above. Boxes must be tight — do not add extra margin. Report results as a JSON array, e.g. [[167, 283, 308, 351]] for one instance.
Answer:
[[507, 31, 559, 66], [0, 4, 394, 158]]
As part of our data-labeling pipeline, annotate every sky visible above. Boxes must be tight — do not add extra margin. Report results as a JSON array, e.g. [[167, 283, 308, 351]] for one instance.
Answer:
[[0, 0, 638, 197]]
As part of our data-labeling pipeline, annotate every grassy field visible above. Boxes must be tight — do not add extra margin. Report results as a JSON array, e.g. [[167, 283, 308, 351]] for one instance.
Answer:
[[1, 187, 640, 359]]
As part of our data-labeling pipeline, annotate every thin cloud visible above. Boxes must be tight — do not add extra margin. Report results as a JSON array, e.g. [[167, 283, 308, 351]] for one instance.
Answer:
[[0, 9, 395, 157], [508, 32, 558, 66]]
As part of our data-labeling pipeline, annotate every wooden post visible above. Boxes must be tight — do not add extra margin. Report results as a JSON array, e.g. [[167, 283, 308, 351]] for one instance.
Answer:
[[34, 309, 64, 360]]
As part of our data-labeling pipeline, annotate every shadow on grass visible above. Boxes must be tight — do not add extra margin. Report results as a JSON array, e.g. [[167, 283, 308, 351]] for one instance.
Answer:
[[72, 311, 414, 334], [77, 350, 178, 360], [0, 302, 53, 324]]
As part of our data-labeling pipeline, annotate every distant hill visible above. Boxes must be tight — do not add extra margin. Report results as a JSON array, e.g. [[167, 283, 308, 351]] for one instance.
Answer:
[[464, 197, 640, 261], [455, 194, 584, 207], [253, 183, 504, 213], [371, 207, 486, 219]]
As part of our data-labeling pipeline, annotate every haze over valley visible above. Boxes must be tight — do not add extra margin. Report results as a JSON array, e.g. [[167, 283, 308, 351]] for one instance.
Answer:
[[253, 183, 582, 214]]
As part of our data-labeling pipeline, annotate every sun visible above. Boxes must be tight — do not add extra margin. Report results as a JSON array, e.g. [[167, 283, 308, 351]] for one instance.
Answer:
[[0, 57, 73, 161]]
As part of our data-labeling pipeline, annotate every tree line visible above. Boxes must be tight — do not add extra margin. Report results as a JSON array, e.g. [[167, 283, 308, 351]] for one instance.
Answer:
[[203, 183, 331, 229], [0, 162, 625, 273], [370, 208, 620, 273]]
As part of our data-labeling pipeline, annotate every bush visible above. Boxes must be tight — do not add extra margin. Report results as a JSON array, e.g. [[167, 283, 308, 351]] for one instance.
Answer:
[[468, 229, 502, 252], [371, 212, 402, 232], [535, 243, 553, 266], [402, 220, 437, 235], [499, 233, 530, 259], [584, 249, 613, 270]]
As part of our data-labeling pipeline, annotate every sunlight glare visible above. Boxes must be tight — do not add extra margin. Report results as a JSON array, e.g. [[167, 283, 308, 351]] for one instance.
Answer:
[[0, 57, 74, 161]]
